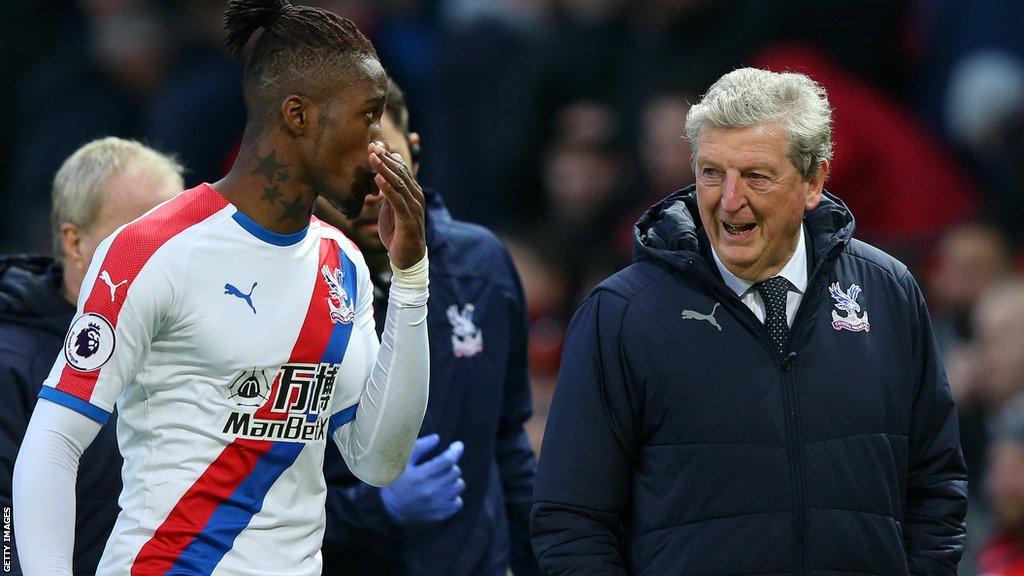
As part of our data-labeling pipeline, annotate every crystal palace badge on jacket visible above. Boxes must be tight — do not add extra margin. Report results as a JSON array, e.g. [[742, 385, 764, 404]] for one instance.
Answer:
[[448, 303, 483, 357], [829, 282, 870, 332]]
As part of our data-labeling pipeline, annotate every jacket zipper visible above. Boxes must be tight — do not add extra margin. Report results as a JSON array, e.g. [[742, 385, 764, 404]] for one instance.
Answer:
[[684, 239, 843, 575], [780, 240, 842, 575], [779, 355, 803, 573]]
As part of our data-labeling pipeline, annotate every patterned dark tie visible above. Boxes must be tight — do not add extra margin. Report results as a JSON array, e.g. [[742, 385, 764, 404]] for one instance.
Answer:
[[756, 276, 794, 357]]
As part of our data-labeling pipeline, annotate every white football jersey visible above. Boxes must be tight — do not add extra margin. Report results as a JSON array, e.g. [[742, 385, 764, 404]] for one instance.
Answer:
[[40, 184, 379, 575]]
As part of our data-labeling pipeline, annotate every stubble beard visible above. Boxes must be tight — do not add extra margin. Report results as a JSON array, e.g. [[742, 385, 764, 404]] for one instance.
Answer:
[[328, 165, 377, 219]]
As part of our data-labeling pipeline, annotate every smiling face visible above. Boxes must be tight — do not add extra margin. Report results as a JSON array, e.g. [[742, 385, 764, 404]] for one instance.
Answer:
[[694, 122, 827, 282], [306, 56, 387, 219]]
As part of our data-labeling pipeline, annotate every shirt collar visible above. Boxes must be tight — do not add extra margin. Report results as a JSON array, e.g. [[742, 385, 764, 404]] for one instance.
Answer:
[[711, 224, 809, 297]]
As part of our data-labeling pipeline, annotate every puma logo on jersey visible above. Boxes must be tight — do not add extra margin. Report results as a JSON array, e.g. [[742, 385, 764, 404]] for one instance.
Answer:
[[224, 281, 258, 314], [99, 270, 128, 302], [681, 302, 722, 331]]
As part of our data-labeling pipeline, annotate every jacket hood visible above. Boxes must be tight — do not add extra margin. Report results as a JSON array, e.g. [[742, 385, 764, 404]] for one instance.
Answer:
[[0, 254, 76, 335], [632, 184, 856, 274]]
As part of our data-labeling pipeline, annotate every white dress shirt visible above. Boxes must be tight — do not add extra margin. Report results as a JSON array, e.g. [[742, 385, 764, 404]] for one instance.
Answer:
[[710, 225, 808, 327]]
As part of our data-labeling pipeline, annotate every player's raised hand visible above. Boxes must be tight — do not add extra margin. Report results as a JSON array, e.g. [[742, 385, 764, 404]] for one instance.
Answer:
[[369, 141, 426, 270]]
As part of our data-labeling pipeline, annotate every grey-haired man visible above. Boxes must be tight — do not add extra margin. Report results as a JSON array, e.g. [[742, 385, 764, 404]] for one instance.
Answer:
[[531, 68, 968, 575]]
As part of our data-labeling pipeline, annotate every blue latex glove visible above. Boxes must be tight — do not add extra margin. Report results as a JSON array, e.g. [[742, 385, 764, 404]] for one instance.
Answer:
[[381, 434, 466, 525]]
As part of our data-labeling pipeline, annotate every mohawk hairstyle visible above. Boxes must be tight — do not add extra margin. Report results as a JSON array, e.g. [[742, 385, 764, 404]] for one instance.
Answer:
[[223, 0, 379, 126]]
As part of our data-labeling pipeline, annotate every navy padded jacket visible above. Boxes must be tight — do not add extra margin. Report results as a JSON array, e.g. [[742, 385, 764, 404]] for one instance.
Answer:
[[0, 256, 122, 576]]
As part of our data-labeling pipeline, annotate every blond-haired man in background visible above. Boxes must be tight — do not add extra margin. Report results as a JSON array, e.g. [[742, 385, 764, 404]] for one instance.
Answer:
[[1, 137, 181, 575]]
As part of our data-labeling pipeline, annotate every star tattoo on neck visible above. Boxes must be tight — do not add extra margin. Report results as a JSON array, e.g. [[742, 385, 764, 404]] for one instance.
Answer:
[[252, 151, 287, 181], [280, 194, 309, 222], [261, 185, 283, 205]]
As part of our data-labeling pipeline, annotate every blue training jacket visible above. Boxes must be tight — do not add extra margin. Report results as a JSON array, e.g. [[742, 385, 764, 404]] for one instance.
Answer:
[[322, 190, 541, 576], [0, 255, 123, 576], [531, 187, 968, 575]]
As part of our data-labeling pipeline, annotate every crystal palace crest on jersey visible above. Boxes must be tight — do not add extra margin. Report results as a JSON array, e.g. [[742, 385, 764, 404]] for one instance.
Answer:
[[829, 282, 870, 332], [447, 304, 483, 358], [322, 264, 355, 324]]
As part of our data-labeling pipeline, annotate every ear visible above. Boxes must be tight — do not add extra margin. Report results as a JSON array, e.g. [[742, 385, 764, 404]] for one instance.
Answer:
[[409, 132, 421, 176], [803, 159, 829, 212], [60, 223, 85, 270], [280, 95, 313, 136]]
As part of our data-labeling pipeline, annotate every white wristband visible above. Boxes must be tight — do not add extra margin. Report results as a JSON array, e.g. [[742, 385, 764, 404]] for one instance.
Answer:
[[391, 252, 428, 290], [389, 253, 428, 308]]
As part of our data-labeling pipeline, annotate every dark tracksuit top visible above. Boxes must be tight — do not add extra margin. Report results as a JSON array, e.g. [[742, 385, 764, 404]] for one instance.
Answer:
[[531, 187, 968, 575], [322, 190, 541, 576], [0, 256, 123, 576]]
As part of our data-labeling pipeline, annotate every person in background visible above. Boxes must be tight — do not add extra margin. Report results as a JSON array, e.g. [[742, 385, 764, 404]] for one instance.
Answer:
[[977, 395, 1024, 576], [317, 78, 540, 576], [952, 278, 1024, 550], [930, 223, 1014, 352], [930, 225, 1017, 573], [969, 282, 1024, 409], [531, 67, 967, 575], [1, 136, 182, 575]]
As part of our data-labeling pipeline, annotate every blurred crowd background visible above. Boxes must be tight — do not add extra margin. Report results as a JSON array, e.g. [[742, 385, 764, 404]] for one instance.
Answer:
[[3, 0, 1024, 572]]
